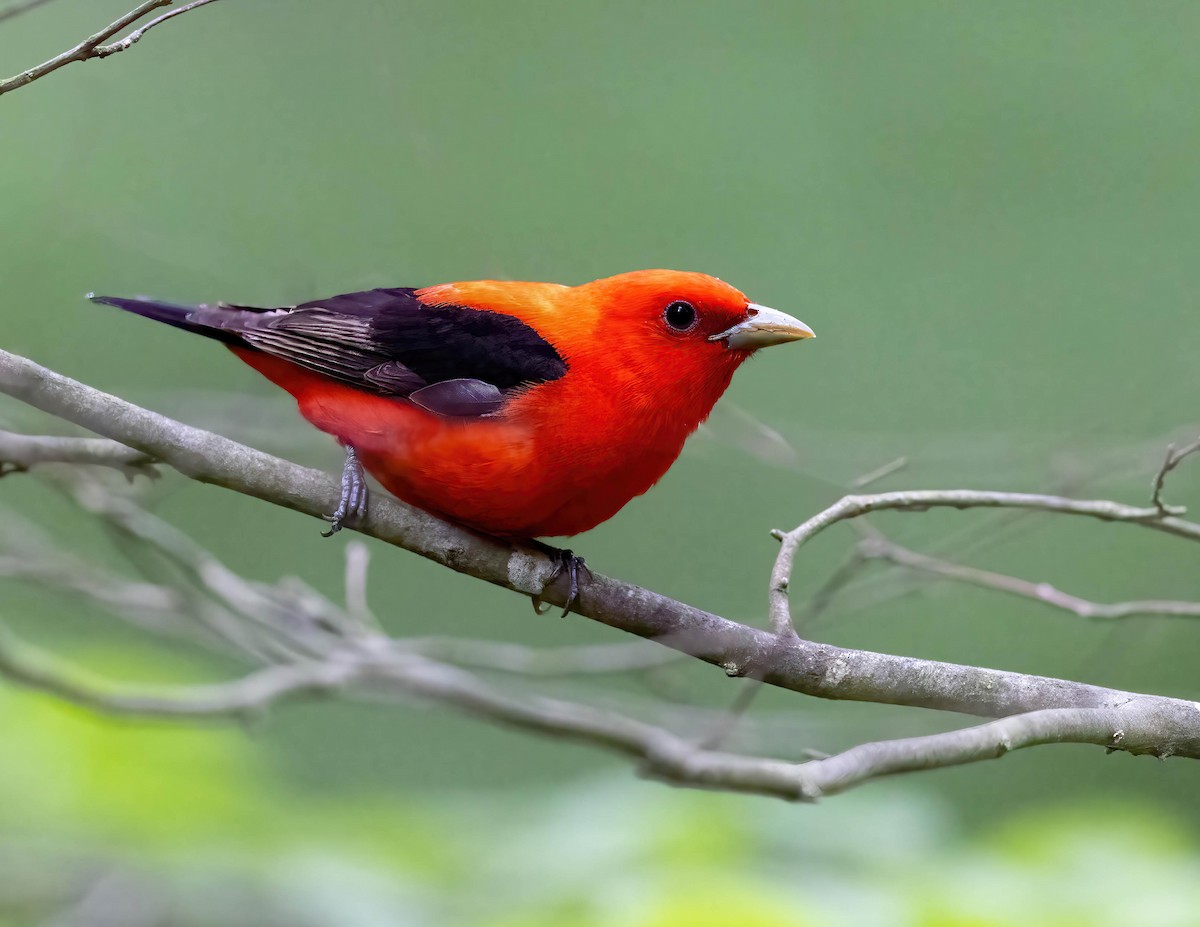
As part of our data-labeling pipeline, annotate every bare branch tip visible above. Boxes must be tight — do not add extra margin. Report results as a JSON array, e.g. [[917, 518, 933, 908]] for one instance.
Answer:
[[0, 0, 228, 98]]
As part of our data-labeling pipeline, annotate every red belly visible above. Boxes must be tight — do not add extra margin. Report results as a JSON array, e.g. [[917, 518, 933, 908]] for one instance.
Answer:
[[233, 349, 683, 538]]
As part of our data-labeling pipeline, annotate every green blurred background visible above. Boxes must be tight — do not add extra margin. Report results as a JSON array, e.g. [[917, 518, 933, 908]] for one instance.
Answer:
[[2, 1, 1200, 923]]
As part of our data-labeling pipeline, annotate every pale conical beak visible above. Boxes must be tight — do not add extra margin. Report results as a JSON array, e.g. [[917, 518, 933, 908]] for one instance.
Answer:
[[709, 303, 815, 350]]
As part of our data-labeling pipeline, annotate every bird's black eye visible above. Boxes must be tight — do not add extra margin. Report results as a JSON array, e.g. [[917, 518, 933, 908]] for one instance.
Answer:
[[664, 300, 697, 331]]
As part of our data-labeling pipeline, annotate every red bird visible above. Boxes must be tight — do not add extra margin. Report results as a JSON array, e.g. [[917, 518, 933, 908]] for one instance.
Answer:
[[93, 271, 813, 605]]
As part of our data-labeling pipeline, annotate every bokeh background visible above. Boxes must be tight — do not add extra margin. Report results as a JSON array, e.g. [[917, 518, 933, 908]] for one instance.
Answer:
[[3, 1, 1200, 924]]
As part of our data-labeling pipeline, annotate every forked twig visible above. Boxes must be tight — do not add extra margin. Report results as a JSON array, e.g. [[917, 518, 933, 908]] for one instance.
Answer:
[[0, 0, 227, 97]]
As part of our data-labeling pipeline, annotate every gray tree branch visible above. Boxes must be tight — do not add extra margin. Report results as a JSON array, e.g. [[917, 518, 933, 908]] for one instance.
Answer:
[[3, 345, 1200, 799]]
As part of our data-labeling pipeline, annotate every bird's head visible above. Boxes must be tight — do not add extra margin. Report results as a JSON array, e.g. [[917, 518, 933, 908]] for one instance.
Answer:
[[577, 268, 813, 352], [562, 269, 813, 397]]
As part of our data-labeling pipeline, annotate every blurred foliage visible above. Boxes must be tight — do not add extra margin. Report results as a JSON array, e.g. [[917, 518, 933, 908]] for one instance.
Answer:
[[0, 683, 1198, 925], [3, 0, 1200, 921]]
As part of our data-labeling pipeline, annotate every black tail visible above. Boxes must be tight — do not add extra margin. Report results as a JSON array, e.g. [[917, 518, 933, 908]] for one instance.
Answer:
[[89, 294, 247, 346]]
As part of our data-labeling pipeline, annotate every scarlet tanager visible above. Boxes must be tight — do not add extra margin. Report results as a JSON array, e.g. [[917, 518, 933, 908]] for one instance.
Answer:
[[92, 270, 813, 607]]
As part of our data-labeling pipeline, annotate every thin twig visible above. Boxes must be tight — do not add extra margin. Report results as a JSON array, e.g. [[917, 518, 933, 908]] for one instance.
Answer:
[[696, 677, 768, 751], [858, 529, 1200, 621], [399, 637, 682, 676], [0, 0, 226, 98], [1152, 435, 1200, 515], [342, 541, 379, 635], [813, 468, 1107, 622], [34, 470, 349, 664], [0, 500, 247, 648], [796, 548, 871, 628], [92, 0, 226, 58], [851, 456, 908, 489], [0, 551, 177, 615], [0, 627, 360, 721], [769, 488, 1198, 637], [0, 430, 157, 478]]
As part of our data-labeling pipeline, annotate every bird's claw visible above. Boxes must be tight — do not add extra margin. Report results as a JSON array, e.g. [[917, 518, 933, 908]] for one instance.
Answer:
[[530, 546, 591, 617], [322, 445, 368, 537]]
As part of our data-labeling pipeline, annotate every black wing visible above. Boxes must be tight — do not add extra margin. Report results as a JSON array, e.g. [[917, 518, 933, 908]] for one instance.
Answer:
[[90, 287, 568, 417]]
